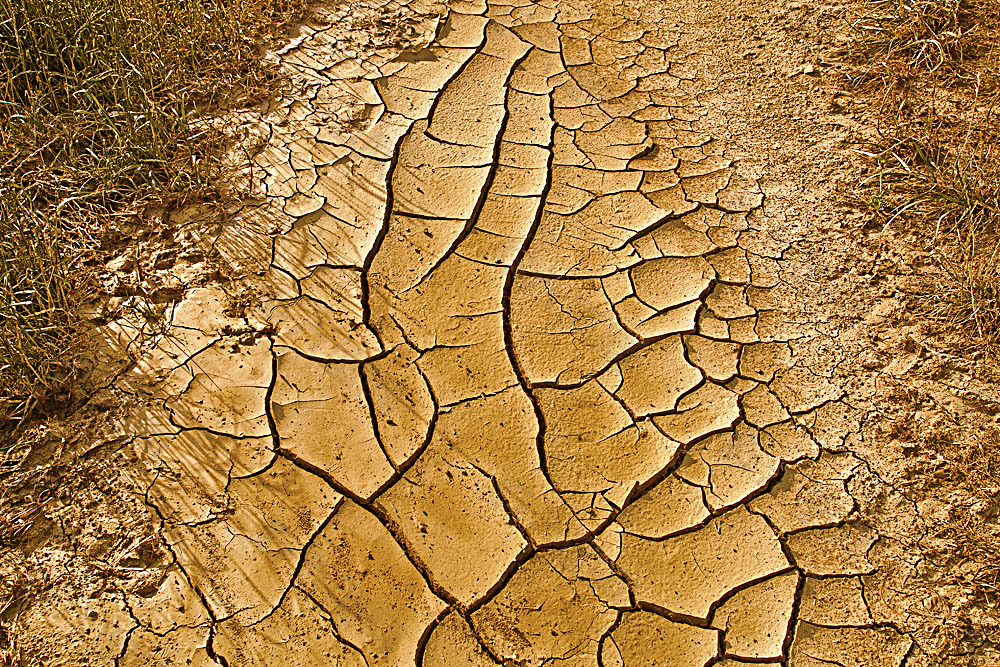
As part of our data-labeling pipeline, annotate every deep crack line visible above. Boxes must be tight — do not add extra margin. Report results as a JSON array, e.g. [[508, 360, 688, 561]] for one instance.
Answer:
[[98, 1, 923, 664]]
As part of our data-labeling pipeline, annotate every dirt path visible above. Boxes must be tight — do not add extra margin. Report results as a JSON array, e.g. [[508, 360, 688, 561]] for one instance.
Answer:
[[13, 0, 958, 664]]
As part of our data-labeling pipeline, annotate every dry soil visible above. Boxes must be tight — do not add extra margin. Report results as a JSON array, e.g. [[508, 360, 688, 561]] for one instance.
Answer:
[[3, 0, 998, 665]]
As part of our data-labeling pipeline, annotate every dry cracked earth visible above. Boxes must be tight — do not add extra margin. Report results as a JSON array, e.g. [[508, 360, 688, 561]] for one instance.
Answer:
[[14, 0, 950, 664]]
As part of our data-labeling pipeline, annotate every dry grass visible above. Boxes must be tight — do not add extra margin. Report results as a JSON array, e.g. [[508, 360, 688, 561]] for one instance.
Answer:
[[0, 0, 310, 423], [0, 192, 72, 421], [848, 0, 1000, 353], [944, 427, 1000, 606], [0, 2, 313, 645], [847, 0, 1000, 650]]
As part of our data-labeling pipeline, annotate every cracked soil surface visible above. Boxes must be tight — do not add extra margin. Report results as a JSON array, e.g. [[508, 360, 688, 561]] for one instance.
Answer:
[[11, 0, 976, 664]]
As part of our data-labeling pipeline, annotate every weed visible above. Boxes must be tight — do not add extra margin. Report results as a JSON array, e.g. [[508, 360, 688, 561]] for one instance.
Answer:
[[848, 0, 1000, 351], [847, 0, 1000, 652], [933, 426, 1000, 607], [0, 0, 309, 422], [849, 0, 975, 75], [0, 187, 73, 420]]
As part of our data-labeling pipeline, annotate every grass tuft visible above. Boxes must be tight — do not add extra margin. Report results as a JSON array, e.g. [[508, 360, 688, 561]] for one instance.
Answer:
[[0, 0, 309, 422], [0, 188, 73, 420], [848, 0, 1000, 648], [849, 0, 1000, 352], [849, 0, 975, 74]]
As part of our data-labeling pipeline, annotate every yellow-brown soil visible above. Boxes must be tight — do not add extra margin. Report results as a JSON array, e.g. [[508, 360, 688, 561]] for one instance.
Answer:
[[4, 0, 997, 665]]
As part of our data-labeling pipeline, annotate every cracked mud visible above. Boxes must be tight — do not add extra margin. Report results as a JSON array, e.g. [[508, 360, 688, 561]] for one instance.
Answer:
[[50, 0, 921, 664]]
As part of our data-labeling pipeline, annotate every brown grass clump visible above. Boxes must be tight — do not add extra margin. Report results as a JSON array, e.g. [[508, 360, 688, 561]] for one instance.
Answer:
[[0, 0, 309, 423], [848, 0, 1000, 353], [944, 427, 1000, 606], [847, 0, 1000, 653]]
